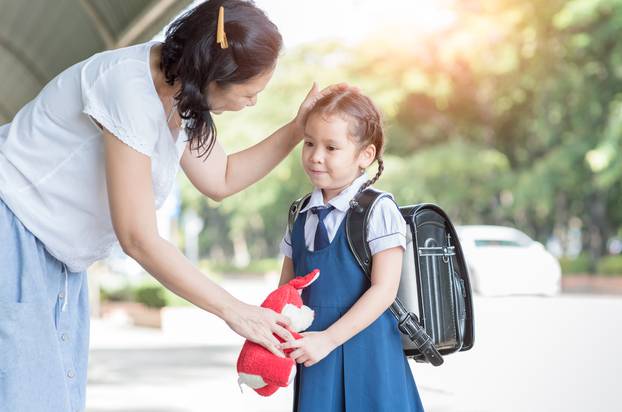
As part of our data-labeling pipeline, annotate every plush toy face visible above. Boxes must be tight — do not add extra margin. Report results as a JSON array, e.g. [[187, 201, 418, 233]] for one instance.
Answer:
[[282, 303, 314, 332], [236, 269, 320, 396]]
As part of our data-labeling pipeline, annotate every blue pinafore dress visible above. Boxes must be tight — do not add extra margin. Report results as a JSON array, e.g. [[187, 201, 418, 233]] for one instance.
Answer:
[[291, 210, 424, 412]]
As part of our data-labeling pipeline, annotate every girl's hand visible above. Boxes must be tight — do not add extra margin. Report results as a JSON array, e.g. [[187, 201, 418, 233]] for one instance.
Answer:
[[292, 82, 353, 137], [224, 302, 294, 358], [281, 331, 338, 367]]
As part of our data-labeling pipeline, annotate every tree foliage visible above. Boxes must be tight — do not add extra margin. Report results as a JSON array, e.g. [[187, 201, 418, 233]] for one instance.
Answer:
[[178, 0, 622, 263]]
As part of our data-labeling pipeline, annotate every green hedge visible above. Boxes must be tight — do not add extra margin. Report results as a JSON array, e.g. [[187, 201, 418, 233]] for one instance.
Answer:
[[100, 281, 191, 308], [559, 254, 622, 276], [133, 284, 167, 309], [596, 255, 622, 276], [559, 254, 593, 275], [99, 284, 133, 302], [204, 258, 281, 275]]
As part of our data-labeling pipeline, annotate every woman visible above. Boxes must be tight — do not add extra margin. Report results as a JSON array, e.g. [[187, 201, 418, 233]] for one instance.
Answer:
[[0, 1, 342, 410]]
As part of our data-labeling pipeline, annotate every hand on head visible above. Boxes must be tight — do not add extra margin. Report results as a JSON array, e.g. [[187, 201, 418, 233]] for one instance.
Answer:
[[294, 82, 359, 134]]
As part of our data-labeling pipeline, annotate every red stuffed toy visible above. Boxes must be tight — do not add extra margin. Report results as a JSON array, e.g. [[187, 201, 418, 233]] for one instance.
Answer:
[[236, 269, 320, 396]]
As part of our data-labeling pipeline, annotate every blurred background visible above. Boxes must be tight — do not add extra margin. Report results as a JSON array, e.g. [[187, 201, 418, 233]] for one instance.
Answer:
[[2, 0, 621, 411]]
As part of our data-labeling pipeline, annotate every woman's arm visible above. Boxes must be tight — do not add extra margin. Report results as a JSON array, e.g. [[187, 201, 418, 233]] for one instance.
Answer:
[[282, 247, 404, 366], [181, 120, 299, 201], [103, 129, 292, 356], [181, 83, 348, 201]]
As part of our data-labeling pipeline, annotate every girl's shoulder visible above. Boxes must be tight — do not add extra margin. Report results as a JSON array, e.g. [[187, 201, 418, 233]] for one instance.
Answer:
[[365, 189, 404, 230], [365, 188, 400, 216], [364, 189, 407, 255]]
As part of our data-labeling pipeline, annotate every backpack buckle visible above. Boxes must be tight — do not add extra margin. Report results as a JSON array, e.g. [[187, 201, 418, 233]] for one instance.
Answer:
[[349, 199, 364, 213], [397, 312, 419, 336]]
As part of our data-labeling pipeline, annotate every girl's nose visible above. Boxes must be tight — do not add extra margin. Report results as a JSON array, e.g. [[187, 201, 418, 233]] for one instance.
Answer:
[[310, 149, 323, 163]]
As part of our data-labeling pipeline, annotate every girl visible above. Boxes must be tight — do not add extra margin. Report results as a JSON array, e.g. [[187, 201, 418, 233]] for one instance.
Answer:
[[279, 90, 425, 411], [0, 0, 344, 410]]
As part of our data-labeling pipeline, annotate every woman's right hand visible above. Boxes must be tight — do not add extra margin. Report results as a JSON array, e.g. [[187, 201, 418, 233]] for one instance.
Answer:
[[224, 302, 294, 357], [292, 82, 354, 136]]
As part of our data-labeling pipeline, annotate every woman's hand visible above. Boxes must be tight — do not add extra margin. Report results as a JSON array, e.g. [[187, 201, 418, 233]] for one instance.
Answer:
[[224, 302, 294, 357], [281, 331, 338, 367], [292, 82, 353, 137]]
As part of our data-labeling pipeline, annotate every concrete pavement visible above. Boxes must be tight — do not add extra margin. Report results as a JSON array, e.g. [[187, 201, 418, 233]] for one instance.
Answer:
[[87, 279, 622, 412]]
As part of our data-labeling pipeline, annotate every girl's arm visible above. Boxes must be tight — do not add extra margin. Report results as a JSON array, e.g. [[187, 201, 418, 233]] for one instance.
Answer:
[[283, 246, 404, 367], [181, 83, 348, 201], [103, 130, 292, 356], [278, 256, 295, 286]]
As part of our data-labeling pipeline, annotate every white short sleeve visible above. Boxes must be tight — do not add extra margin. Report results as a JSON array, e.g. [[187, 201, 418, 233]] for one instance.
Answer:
[[367, 197, 407, 256], [280, 227, 293, 258], [81, 59, 160, 157]]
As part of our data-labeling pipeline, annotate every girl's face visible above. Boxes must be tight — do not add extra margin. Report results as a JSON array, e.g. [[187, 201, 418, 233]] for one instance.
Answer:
[[206, 68, 274, 113], [302, 113, 375, 200]]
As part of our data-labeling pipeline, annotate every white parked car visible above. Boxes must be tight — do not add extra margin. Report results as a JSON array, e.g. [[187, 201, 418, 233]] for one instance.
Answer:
[[455, 225, 561, 296]]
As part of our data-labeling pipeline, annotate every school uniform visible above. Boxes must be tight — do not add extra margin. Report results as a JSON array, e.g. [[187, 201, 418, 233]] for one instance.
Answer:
[[280, 174, 424, 412], [0, 40, 186, 411]]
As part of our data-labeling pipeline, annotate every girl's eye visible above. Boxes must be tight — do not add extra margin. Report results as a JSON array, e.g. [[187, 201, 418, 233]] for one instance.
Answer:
[[304, 141, 313, 147], [327, 146, 337, 151]]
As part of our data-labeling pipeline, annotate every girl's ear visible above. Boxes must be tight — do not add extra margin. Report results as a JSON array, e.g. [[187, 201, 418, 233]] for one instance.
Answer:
[[358, 143, 377, 169]]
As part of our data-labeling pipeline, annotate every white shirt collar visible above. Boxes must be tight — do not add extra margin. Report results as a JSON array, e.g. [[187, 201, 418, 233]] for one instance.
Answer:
[[300, 173, 370, 213]]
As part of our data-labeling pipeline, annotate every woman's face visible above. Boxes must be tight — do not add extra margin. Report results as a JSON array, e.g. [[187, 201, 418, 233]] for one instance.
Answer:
[[206, 68, 275, 113]]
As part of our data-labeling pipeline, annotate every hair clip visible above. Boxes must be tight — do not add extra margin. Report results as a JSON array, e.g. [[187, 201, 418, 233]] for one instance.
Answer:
[[216, 6, 229, 49]]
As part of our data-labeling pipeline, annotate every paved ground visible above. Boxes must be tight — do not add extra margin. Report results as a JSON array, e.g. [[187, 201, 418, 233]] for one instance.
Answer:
[[86, 279, 621, 412]]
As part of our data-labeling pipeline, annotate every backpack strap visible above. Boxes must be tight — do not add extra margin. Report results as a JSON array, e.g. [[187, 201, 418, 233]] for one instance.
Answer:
[[288, 193, 312, 237], [345, 188, 392, 277]]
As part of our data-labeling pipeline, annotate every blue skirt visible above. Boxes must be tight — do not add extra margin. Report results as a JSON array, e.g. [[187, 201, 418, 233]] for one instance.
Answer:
[[291, 212, 424, 412], [0, 198, 90, 411]]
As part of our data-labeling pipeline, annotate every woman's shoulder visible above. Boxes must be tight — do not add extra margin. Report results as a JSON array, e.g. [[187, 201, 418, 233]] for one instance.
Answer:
[[80, 42, 164, 157], [80, 41, 156, 89], [80, 41, 161, 116]]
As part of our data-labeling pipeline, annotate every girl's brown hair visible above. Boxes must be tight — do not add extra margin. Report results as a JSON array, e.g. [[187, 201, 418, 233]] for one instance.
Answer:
[[306, 89, 385, 191]]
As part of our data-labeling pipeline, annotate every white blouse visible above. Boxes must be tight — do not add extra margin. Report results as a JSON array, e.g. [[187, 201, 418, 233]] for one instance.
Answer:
[[0, 41, 186, 272], [280, 173, 407, 258]]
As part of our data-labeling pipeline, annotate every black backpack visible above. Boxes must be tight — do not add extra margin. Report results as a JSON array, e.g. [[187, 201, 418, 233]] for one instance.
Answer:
[[288, 188, 475, 366]]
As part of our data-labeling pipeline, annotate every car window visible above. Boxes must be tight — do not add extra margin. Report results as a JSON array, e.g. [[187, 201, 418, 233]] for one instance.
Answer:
[[474, 239, 529, 247], [457, 227, 535, 248], [475, 236, 532, 247]]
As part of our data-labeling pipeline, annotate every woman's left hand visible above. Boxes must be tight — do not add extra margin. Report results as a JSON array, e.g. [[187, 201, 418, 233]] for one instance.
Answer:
[[224, 302, 293, 358], [292, 82, 352, 136], [281, 331, 338, 367]]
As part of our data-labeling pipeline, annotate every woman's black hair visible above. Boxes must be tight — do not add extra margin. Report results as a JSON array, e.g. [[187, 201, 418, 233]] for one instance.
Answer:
[[161, 0, 282, 158]]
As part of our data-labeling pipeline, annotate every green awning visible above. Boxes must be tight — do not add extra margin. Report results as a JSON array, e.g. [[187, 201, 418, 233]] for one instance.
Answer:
[[0, 0, 193, 123]]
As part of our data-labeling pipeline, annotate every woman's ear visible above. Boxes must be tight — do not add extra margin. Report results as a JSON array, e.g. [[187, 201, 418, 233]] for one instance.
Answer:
[[358, 143, 377, 169]]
